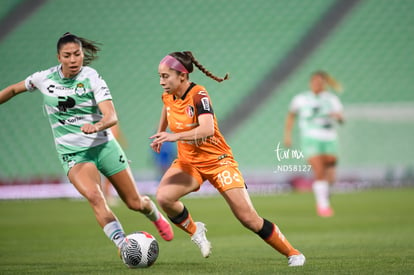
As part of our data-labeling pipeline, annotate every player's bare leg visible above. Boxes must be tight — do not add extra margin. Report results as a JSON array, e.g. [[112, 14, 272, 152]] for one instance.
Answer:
[[309, 156, 334, 217], [156, 168, 211, 257], [68, 162, 126, 247], [109, 167, 173, 241], [222, 187, 305, 266]]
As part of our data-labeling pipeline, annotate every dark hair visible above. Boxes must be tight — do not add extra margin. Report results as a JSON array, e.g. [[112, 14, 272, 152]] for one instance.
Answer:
[[57, 32, 101, 66], [169, 51, 229, 83]]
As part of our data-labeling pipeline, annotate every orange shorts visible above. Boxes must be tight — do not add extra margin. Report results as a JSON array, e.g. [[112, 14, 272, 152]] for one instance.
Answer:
[[170, 158, 246, 193]]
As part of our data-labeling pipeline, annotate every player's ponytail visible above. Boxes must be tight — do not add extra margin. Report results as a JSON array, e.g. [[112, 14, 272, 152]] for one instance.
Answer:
[[57, 32, 101, 66], [312, 70, 342, 93], [166, 51, 229, 83], [183, 51, 229, 83]]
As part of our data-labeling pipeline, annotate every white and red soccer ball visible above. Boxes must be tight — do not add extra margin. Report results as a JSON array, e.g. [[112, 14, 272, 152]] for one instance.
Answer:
[[120, 231, 159, 268]]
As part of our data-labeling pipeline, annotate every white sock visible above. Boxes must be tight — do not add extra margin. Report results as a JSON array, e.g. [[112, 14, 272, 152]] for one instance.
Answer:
[[103, 220, 125, 248], [312, 180, 330, 208], [145, 200, 161, 222]]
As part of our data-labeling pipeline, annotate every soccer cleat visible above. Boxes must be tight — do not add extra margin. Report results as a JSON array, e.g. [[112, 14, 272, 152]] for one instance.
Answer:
[[152, 214, 174, 241], [117, 239, 126, 260], [191, 222, 212, 258], [317, 206, 334, 217], [288, 253, 306, 267]]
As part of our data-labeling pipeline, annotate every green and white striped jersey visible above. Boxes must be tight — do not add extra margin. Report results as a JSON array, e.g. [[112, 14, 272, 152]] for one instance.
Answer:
[[25, 65, 114, 154], [289, 91, 343, 141]]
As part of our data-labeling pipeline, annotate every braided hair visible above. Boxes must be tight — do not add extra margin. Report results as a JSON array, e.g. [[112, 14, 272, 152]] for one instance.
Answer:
[[169, 51, 229, 83]]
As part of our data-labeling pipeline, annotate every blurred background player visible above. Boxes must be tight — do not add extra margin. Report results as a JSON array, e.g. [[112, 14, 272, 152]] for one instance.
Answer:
[[284, 71, 344, 217], [150, 51, 305, 267], [0, 33, 173, 253]]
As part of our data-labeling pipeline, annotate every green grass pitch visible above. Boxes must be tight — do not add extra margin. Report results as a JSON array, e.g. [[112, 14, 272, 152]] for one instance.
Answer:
[[0, 188, 413, 274]]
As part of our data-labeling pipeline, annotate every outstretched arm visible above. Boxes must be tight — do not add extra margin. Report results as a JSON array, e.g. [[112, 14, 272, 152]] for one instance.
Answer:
[[0, 81, 27, 104]]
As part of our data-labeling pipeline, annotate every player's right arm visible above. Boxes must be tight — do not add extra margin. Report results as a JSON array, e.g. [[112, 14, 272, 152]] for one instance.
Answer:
[[157, 106, 169, 133], [284, 112, 296, 148], [284, 95, 301, 148], [0, 81, 28, 104], [150, 106, 169, 153]]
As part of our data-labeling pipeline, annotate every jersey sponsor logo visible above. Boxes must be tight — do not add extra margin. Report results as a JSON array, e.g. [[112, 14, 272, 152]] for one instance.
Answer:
[[47, 84, 55, 93], [58, 116, 83, 125], [57, 96, 76, 112], [75, 83, 86, 96], [175, 122, 184, 129], [100, 86, 110, 96], [198, 90, 208, 96], [47, 84, 72, 94], [201, 97, 210, 111], [186, 105, 195, 117]]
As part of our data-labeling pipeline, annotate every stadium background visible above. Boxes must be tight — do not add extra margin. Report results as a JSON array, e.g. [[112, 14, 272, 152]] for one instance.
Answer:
[[0, 0, 413, 197]]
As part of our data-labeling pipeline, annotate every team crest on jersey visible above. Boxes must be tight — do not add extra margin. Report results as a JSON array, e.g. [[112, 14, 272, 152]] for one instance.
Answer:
[[186, 105, 195, 118], [75, 83, 86, 96]]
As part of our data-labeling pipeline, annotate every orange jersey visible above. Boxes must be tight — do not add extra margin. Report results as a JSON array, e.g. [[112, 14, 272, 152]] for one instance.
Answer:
[[162, 83, 235, 167]]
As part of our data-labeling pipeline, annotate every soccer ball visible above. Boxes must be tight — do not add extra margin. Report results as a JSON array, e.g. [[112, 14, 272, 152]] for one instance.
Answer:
[[120, 231, 159, 268]]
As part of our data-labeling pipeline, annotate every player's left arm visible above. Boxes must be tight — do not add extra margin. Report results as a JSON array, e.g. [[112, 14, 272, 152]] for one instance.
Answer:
[[330, 112, 344, 124], [150, 91, 215, 143], [81, 100, 118, 134], [176, 114, 214, 140]]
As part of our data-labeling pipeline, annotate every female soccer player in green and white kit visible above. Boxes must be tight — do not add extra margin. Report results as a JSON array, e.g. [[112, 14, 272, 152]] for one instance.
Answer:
[[284, 71, 344, 217], [0, 33, 173, 253]]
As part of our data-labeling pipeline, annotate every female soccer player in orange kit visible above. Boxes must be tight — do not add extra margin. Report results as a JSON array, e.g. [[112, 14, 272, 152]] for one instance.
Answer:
[[150, 51, 305, 267]]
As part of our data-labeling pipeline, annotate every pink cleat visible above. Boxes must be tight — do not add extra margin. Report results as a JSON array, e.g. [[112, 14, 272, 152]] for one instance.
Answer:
[[317, 206, 334, 217], [152, 214, 174, 241]]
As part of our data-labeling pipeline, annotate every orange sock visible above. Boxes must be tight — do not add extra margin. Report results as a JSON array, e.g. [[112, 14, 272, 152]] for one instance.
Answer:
[[169, 206, 197, 235], [257, 219, 300, 257], [265, 224, 300, 257], [175, 213, 197, 235]]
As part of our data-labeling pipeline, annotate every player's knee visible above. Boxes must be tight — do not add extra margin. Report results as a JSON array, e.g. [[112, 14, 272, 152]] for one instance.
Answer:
[[124, 196, 145, 211], [155, 192, 173, 211], [85, 190, 106, 207]]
